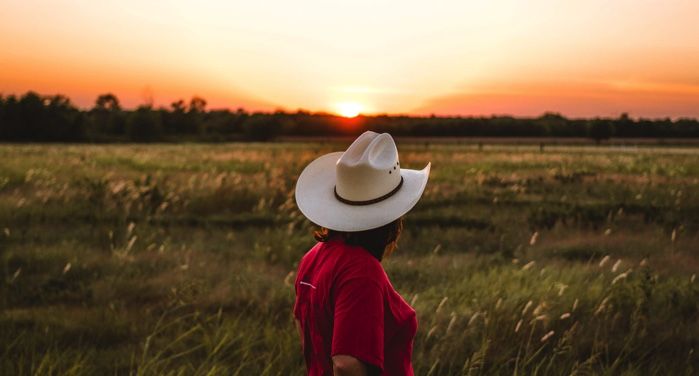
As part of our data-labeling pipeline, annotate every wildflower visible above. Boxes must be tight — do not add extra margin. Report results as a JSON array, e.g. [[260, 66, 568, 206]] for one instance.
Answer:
[[671, 228, 677, 243], [62, 263, 72, 274], [604, 228, 612, 236], [572, 298, 579, 311], [529, 232, 539, 246], [560, 312, 571, 320], [599, 255, 610, 267], [522, 261, 535, 271]]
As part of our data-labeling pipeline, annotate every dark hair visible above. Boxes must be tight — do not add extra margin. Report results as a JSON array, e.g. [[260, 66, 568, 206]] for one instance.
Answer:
[[314, 217, 404, 261]]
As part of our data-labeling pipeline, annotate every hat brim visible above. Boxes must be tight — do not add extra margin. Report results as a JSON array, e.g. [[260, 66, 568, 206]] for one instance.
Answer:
[[295, 152, 431, 232]]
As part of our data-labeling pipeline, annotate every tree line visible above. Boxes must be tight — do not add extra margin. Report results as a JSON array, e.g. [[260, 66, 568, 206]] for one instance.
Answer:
[[1, 91, 699, 142]]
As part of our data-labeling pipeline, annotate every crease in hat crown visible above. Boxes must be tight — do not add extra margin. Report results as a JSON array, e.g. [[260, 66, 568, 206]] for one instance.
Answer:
[[335, 131, 402, 202]]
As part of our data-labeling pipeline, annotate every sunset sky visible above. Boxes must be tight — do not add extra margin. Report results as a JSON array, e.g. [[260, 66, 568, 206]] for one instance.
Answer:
[[1, 0, 698, 118]]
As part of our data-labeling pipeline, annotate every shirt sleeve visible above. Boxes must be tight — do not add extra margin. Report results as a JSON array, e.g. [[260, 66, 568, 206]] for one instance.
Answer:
[[331, 277, 384, 371]]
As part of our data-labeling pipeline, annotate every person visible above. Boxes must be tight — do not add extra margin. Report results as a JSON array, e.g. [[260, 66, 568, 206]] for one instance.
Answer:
[[293, 131, 431, 375]]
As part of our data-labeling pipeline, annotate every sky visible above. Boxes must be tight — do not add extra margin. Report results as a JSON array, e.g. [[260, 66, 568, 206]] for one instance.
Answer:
[[1, 0, 698, 118]]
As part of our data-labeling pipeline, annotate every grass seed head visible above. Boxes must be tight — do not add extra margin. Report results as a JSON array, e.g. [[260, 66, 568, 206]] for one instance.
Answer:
[[557, 283, 568, 296], [426, 325, 438, 339], [447, 313, 458, 334], [436, 296, 448, 314], [468, 312, 480, 326], [532, 314, 548, 323], [612, 269, 632, 285], [611, 259, 622, 273], [11, 268, 21, 283], [283, 271, 295, 287], [595, 297, 610, 315], [533, 302, 547, 316], [541, 330, 555, 342]]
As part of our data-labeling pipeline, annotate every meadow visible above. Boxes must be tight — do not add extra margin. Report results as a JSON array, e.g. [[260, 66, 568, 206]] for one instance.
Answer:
[[0, 141, 697, 375]]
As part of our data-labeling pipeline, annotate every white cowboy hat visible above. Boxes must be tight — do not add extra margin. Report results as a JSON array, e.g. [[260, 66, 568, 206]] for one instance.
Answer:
[[295, 131, 431, 232]]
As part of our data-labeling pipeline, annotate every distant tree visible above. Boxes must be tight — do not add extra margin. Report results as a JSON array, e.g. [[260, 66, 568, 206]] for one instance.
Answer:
[[537, 112, 568, 137], [189, 96, 207, 113], [163, 98, 201, 134], [171, 99, 186, 112], [90, 93, 125, 137], [95, 93, 121, 111], [0, 95, 19, 140], [4, 90, 699, 142], [242, 114, 282, 141], [587, 119, 614, 144], [45, 94, 85, 140], [126, 106, 163, 142], [17, 91, 45, 140]]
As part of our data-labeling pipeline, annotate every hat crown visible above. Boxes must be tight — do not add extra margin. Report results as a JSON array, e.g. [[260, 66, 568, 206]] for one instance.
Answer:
[[335, 131, 401, 202]]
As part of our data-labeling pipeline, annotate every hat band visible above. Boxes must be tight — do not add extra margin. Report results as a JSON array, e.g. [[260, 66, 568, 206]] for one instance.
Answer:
[[334, 176, 404, 206]]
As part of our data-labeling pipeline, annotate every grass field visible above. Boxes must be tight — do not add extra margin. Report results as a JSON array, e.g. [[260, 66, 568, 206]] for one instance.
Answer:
[[1, 142, 698, 375]]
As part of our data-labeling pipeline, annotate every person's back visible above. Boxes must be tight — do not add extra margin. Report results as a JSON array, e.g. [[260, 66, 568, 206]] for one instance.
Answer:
[[294, 237, 417, 375]]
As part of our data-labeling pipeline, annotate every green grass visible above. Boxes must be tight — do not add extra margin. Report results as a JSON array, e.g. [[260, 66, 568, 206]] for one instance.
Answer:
[[0, 142, 697, 375]]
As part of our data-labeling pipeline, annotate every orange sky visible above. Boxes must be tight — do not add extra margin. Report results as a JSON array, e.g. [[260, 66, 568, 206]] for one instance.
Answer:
[[1, 0, 698, 118]]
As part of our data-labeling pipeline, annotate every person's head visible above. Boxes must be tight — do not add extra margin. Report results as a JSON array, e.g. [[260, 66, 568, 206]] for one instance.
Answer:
[[313, 217, 404, 261], [295, 131, 430, 256]]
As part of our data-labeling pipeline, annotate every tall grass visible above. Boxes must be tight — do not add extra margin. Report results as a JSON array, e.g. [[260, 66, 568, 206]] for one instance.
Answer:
[[0, 143, 697, 374]]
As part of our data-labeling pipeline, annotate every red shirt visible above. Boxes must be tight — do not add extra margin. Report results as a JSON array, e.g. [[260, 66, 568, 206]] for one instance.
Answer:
[[294, 238, 417, 375]]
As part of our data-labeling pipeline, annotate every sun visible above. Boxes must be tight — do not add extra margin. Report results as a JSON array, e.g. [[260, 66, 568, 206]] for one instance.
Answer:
[[335, 102, 363, 118]]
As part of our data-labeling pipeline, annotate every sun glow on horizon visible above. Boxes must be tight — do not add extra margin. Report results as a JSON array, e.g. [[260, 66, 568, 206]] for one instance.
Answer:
[[335, 102, 363, 118]]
